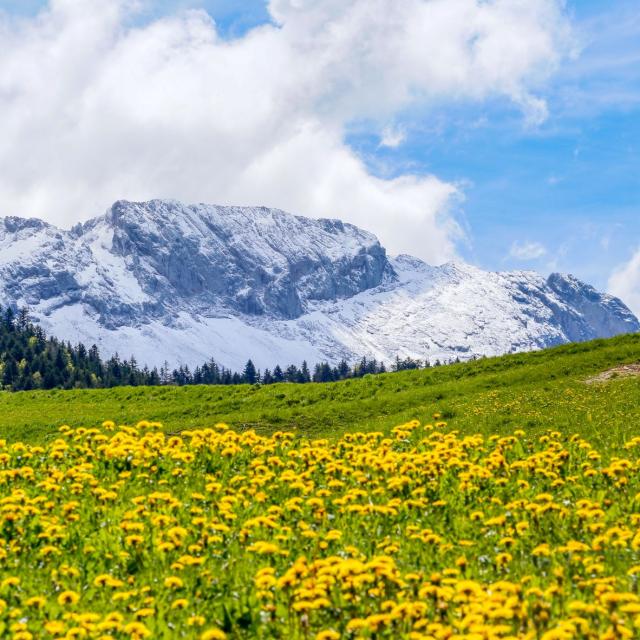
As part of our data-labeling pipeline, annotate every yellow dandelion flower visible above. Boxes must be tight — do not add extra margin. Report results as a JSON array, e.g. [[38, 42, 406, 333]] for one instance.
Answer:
[[57, 590, 80, 606], [200, 630, 227, 640], [171, 598, 189, 609], [164, 576, 184, 589], [25, 596, 46, 608]]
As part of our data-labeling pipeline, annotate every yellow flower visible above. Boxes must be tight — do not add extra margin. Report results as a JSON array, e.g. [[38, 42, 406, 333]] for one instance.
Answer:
[[172, 598, 189, 609], [44, 621, 66, 635], [533, 543, 551, 557], [57, 590, 80, 606], [200, 630, 227, 640], [25, 596, 46, 608], [1, 577, 19, 589], [123, 622, 152, 638], [164, 576, 184, 589]]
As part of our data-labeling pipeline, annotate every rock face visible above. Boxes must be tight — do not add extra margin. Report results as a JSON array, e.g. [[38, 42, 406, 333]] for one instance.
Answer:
[[0, 199, 637, 369], [76, 199, 395, 322], [545, 272, 638, 342]]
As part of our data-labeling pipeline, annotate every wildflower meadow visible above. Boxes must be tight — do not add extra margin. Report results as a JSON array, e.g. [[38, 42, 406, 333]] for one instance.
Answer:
[[1, 416, 640, 639]]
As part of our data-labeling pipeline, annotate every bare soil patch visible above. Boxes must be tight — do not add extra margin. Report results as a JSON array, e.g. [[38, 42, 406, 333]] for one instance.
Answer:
[[585, 363, 640, 384]]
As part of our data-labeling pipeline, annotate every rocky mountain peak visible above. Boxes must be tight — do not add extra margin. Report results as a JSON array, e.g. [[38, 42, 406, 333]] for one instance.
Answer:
[[90, 199, 396, 319], [2, 216, 51, 235]]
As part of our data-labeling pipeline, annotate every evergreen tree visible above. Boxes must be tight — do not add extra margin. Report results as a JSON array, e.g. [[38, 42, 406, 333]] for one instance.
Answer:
[[17, 307, 29, 331], [285, 364, 299, 383], [299, 361, 311, 383], [3, 307, 15, 331], [243, 359, 257, 384]]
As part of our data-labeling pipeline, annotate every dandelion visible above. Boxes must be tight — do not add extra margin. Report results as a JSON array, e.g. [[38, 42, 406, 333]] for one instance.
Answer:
[[24, 596, 45, 608], [200, 630, 227, 640], [123, 621, 152, 638], [57, 590, 80, 606], [164, 576, 184, 589], [171, 598, 189, 609], [1, 577, 19, 589]]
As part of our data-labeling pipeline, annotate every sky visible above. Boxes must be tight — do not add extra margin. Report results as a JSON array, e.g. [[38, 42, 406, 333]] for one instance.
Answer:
[[0, 0, 638, 313]]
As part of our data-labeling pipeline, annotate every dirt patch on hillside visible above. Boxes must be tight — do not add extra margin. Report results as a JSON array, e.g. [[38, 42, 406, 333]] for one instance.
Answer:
[[585, 363, 640, 384]]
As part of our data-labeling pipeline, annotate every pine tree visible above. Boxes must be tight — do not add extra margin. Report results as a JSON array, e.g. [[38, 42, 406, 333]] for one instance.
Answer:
[[243, 359, 257, 384], [273, 365, 284, 383], [17, 307, 29, 331], [285, 364, 299, 383], [3, 307, 15, 331], [337, 360, 350, 379], [160, 361, 170, 385]]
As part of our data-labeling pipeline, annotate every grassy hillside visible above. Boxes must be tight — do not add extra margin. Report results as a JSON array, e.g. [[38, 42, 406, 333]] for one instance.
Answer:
[[3, 334, 640, 639], [1, 333, 640, 444]]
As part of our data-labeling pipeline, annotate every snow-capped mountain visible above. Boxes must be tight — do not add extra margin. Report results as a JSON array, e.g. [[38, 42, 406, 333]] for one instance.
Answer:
[[1, 199, 638, 370]]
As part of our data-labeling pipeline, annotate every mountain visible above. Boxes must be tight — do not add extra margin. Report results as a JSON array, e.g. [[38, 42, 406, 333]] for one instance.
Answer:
[[1, 199, 637, 370]]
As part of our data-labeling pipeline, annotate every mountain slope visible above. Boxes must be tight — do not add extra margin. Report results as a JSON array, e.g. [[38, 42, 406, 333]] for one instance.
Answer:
[[0, 199, 637, 369]]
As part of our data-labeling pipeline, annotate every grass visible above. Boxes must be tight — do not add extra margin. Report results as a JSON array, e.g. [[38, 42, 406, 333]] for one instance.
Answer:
[[1, 333, 640, 445]]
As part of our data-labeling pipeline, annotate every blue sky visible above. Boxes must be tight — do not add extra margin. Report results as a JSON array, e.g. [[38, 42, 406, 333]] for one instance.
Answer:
[[347, 0, 640, 289], [0, 0, 272, 36], [1, 0, 638, 294]]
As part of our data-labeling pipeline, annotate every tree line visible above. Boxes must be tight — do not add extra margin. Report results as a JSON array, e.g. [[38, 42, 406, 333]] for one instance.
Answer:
[[0, 306, 459, 391]]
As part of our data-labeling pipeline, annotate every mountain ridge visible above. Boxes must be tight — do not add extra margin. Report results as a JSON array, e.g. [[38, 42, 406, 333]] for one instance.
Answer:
[[0, 199, 637, 369]]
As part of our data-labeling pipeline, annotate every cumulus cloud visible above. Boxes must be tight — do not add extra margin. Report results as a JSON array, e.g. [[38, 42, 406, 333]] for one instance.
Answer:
[[609, 249, 640, 316], [509, 240, 547, 261], [0, 0, 572, 262]]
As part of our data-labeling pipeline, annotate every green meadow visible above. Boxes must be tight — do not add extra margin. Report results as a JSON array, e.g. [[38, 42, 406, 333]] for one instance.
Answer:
[[1, 333, 639, 445]]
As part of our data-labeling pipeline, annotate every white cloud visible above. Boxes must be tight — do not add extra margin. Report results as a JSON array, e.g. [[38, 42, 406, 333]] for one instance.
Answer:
[[379, 124, 406, 149], [509, 240, 547, 261], [0, 0, 572, 262], [609, 249, 640, 316]]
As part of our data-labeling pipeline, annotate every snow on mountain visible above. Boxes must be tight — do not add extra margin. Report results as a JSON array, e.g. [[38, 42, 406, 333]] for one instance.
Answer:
[[78, 199, 393, 321], [0, 199, 637, 370]]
